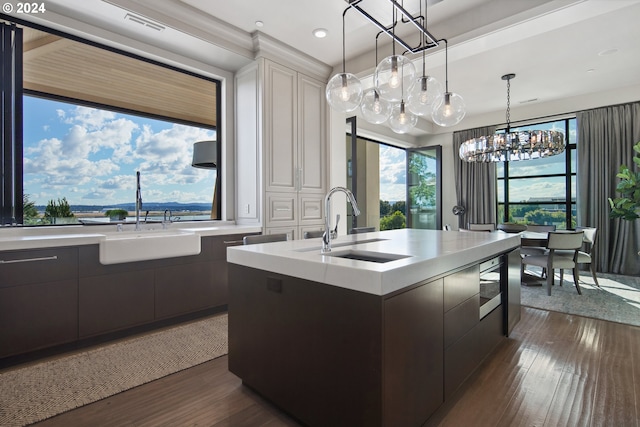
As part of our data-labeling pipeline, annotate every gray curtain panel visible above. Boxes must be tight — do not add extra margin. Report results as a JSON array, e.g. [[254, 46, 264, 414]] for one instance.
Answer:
[[453, 127, 497, 229], [577, 102, 640, 275]]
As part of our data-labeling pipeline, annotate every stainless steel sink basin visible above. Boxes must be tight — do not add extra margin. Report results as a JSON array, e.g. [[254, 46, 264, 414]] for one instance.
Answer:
[[295, 238, 389, 252], [323, 249, 410, 263]]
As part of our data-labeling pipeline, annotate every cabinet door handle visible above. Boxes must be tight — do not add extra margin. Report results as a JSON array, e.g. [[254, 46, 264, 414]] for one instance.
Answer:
[[0, 255, 58, 264]]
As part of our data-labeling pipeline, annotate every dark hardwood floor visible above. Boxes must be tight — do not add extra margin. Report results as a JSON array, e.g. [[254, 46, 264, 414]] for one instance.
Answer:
[[33, 307, 640, 427]]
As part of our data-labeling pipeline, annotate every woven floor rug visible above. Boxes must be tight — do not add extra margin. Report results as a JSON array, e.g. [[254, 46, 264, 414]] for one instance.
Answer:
[[521, 270, 640, 327], [0, 312, 228, 427]]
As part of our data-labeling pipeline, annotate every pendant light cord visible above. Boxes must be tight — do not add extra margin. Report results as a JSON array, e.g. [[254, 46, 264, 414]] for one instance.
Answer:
[[506, 76, 511, 131], [444, 40, 449, 93], [342, 10, 347, 73]]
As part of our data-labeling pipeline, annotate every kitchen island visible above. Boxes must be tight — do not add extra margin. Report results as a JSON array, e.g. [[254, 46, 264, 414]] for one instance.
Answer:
[[227, 229, 522, 427]]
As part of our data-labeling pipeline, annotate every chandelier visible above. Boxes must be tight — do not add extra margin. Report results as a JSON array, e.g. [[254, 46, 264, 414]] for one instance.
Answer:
[[459, 74, 565, 162], [326, 0, 465, 133]]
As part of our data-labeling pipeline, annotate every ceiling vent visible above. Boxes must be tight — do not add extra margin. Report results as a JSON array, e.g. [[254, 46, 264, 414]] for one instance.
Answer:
[[124, 13, 165, 32]]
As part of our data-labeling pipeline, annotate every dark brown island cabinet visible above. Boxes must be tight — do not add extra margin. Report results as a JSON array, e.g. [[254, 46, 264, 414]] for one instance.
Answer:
[[228, 246, 521, 427], [0, 233, 254, 361]]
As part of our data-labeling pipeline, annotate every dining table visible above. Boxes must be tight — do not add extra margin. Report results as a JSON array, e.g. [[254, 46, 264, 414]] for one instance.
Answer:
[[520, 231, 550, 247]]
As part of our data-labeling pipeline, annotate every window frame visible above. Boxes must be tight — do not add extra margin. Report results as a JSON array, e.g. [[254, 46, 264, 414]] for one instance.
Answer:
[[0, 16, 222, 224], [498, 118, 576, 227]]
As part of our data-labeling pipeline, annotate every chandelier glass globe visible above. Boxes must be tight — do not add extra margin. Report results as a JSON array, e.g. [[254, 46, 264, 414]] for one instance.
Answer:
[[326, 72, 363, 113], [407, 75, 443, 116], [432, 92, 466, 127], [360, 88, 392, 124], [388, 101, 417, 134], [374, 55, 416, 102]]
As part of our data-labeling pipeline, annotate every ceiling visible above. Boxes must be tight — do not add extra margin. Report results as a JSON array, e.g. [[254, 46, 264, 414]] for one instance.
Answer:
[[7, 0, 640, 134]]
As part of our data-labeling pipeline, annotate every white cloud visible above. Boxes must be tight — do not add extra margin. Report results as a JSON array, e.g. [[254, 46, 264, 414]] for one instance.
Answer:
[[379, 146, 406, 201], [25, 100, 216, 206]]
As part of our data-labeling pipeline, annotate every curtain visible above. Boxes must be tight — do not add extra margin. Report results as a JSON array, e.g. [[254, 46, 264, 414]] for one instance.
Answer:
[[577, 102, 640, 275], [453, 126, 497, 229]]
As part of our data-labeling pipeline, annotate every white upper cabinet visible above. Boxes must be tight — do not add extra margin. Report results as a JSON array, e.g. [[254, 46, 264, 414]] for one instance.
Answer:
[[264, 60, 326, 195]]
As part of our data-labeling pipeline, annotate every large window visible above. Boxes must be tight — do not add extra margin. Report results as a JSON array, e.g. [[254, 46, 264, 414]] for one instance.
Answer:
[[1, 20, 221, 226], [497, 118, 577, 228]]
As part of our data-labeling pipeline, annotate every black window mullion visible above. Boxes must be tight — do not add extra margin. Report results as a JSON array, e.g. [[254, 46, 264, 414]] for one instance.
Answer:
[[500, 118, 575, 226], [1, 23, 21, 225], [13, 25, 22, 224]]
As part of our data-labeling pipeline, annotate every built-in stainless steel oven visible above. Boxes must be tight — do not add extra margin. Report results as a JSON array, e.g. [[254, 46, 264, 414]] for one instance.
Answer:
[[479, 256, 503, 319]]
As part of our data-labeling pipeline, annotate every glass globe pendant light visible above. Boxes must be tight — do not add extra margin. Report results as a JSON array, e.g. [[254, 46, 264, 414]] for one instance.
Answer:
[[407, 75, 442, 116], [361, 88, 392, 124], [375, 55, 415, 102], [360, 36, 391, 124], [432, 41, 465, 127], [388, 100, 417, 134], [432, 92, 465, 127], [326, 10, 363, 113], [326, 73, 363, 113]]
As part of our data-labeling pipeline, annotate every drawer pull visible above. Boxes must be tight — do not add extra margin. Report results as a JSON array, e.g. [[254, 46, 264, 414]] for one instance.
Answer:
[[223, 240, 244, 244], [0, 255, 58, 264], [274, 208, 291, 211]]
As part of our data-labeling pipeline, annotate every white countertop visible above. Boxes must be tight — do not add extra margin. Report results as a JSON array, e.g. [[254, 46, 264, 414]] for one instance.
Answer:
[[227, 229, 521, 296], [0, 222, 261, 251]]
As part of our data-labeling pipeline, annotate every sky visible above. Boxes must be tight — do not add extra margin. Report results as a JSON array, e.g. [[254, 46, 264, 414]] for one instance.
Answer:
[[23, 96, 217, 207], [379, 145, 406, 202]]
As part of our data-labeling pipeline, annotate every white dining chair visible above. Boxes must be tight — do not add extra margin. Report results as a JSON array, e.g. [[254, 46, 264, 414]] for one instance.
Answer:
[[521, 231, 585, 296], [555, 226, 600, 288], [467, 223, 495, 232], [521, 224, 557, 257]]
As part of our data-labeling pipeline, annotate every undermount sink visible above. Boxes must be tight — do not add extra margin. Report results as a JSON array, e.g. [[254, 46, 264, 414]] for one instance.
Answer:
[[99, 230, 201, 264], [295, 238, 389, 252], [323, 249, 411, 264]]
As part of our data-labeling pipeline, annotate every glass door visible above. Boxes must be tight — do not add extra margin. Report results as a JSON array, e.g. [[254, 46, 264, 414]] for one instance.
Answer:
[[407, 147, 441, 230]]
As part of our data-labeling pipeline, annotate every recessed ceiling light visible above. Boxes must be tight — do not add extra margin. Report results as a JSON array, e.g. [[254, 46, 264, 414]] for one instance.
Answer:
[[255, 20, 264, 28], [313, 28, 328, 38], [598, 48, 618, 56]]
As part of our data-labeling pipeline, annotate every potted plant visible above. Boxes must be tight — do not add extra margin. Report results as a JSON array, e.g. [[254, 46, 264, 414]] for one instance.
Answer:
[[105, 208, 128, 222], [608, 141, 640, 221]]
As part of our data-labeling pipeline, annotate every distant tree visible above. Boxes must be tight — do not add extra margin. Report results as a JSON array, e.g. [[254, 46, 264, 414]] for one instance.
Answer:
[[524, 209, 567, 228], [392, 201, 406, 215], [408, 154, 436, 212], [23, 194, 40, 224], [380, 210, 406, 230], [380, 200, 392, 217], [509, 205, 538, 220], [44, 197, 74, 224]]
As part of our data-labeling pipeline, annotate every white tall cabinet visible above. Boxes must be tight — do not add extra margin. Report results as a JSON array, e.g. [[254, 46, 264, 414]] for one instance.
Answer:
[[235, 57, 329, 240]]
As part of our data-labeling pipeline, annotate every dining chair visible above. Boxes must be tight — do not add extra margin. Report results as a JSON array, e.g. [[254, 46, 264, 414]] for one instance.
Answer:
[[303, 230, 324, 239], [521, 224, 557, 257], [555, 226, 600, 288], [521, 230, 585, 296], [243, 233, 288, 245], [525, 224, 556, 232], [467, 223, 495, 232]]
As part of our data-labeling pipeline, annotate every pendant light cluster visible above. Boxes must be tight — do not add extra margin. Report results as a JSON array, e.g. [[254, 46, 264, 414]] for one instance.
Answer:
[[459, 74, 565, 162], [326, 0, 465, 134]]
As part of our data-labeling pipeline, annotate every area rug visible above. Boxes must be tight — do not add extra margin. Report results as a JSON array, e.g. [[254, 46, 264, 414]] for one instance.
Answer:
[[521, 270, 640, 327], [0, 313, 228, 427]]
